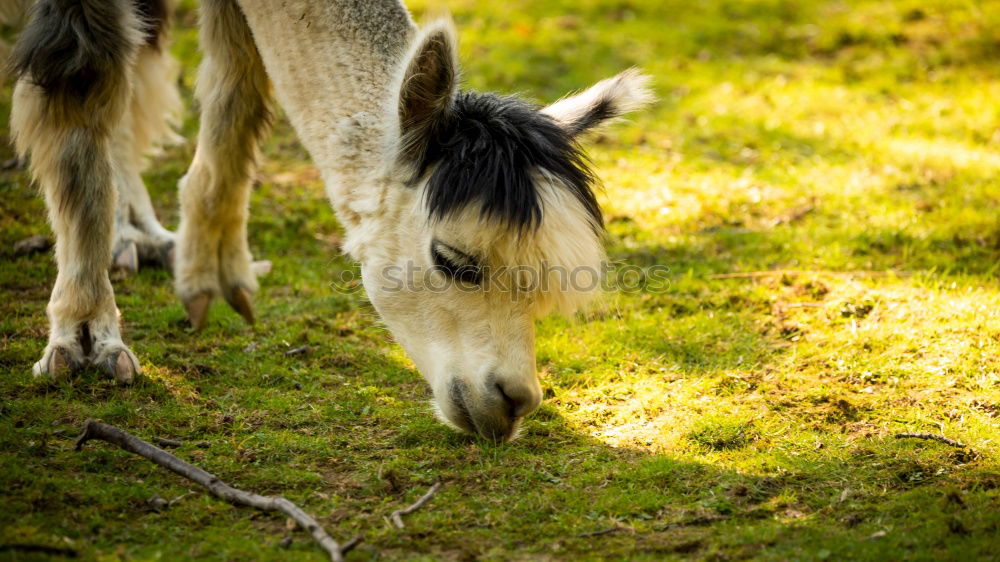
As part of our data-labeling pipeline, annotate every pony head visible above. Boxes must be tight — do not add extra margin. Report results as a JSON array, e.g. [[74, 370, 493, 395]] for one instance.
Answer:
[[344, 21, 652, 441]]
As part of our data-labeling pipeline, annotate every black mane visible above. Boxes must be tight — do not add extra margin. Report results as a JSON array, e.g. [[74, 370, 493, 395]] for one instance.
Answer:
[[413, 91, 603, 233]]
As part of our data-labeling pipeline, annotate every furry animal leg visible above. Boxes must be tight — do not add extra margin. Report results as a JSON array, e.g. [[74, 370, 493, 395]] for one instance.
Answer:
[[175, 0, 273, 329], [10, 0, 168, 382], [13, 81, 143, 383], [111, 42, 183, 275]]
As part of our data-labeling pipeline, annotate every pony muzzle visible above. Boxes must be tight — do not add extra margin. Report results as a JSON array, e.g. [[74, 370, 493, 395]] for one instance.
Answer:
[[443, 375, 541, 442]]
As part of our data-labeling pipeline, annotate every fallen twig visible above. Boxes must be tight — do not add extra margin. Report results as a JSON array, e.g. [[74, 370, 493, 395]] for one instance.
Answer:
[[390, 482, 442, 529], [285, 345, 310, 356], [779, 303, 824, 310], [577, 527, 618, 538], [653, 514, 731, 532], [153, 437, 183, 448], [169, 490, 195, 507], [709, 269, 902, 280], [894, 433, 967, 449], [152, 437, 210, 449], [74, 419, 345, 562], [340, 536, 363, 555]]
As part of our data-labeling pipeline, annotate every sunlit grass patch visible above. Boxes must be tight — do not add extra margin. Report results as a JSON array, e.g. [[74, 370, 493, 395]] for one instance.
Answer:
[[686, 415, 759, 451]]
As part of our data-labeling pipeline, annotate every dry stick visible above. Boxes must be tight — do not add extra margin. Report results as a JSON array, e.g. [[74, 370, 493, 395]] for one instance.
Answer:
[[709, 269, 902, 280], [168, 490, 196, 507], [285, 345, 310, 356], [894, 433, 968, 449], [340, 536, 363, 555], [74, 420, 345, 562], [153, 437, 183, 448], [780, 303, 824, 310], [390, 482, 442, 529], [577, 527, 618, 538]]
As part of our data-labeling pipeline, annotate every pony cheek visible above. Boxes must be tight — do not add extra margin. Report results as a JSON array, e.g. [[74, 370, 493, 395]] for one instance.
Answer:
[[360, 282, 438, 383]]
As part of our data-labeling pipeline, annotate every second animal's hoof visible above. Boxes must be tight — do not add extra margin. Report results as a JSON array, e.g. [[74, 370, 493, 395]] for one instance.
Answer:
[[113, 240, 139, 275], [226, 286, 255, 325], [183, 293, 213, 331]]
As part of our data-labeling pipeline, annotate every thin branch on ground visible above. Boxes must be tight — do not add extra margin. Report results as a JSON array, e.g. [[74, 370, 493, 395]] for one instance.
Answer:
[[169, 491, 195, 507], [709, 269, 902, 280], [577, 527, 618, 538], [152, 437, 210, 449], [340, 536, 363, 555], [779, 303, 824, 310], [285, 345, 310, 356], [390, 482, 442, 529], [153, 437, 183, 448], [74, 419, 346, 562], [654, 514, 731, 531], [894, 433, 968, 449]]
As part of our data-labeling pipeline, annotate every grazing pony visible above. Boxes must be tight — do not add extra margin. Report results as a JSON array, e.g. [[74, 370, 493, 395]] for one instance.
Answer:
[[11, 0, 651, 441]]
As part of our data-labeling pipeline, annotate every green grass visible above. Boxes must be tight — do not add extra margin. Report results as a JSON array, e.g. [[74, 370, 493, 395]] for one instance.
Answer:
[[2, 0, 1000, 559]]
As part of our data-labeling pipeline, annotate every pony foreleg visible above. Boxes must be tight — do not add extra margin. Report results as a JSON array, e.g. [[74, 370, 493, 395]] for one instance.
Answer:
[[175, 0, 273, 329], [10, 85, 141, 383], [111, 42, 183, 275], [10, 0, 148, 382]]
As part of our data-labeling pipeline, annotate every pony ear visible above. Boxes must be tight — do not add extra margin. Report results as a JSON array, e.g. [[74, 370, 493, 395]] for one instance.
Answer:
[[397, 21, 458, 163], [541, 69, 654, 137]]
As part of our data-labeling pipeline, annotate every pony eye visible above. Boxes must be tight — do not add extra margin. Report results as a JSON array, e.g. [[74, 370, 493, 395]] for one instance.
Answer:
[[431, 242, 483, 285]]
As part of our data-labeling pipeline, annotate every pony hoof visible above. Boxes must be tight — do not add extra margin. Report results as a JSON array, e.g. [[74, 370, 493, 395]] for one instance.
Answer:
[[107, 350, 139, 385], [184, 293, 212, 331], [32, 346, 77, 380], [113, 240, 139, 274], [160, 241, 175, 274], [226, 286, 255, 325]]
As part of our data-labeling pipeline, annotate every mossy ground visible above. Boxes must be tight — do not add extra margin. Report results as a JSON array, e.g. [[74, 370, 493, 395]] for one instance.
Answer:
[[2, 0, 999, 560]]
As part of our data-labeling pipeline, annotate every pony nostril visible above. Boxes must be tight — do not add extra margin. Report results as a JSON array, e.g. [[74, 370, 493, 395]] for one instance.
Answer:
[[494, 380, 541, 418], [496, 383, 517, 418]]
